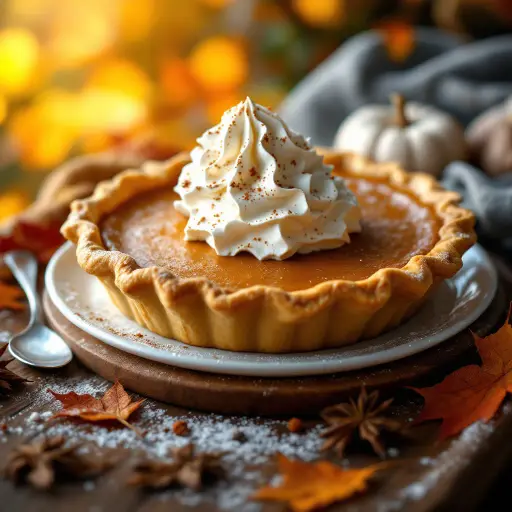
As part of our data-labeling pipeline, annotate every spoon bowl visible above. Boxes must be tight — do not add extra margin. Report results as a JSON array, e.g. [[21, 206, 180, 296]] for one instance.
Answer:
[[9, 324, 73, 368], [4, 250, 73, 368]]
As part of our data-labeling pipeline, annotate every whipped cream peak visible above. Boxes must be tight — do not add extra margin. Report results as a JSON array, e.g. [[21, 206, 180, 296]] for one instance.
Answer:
[[174, 97, 361, 260]]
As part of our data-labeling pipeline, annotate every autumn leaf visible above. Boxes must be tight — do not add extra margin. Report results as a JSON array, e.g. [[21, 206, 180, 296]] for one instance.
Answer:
[[0, 281, 25, 311], [411, 308, 512, 439], [496, 0, 512, 24], [0, 220, 64, 263], [252, 454, 382, 512], [0, 344, 29, 392], [49, 381, 144, 434], [377, 21, 415, 62]]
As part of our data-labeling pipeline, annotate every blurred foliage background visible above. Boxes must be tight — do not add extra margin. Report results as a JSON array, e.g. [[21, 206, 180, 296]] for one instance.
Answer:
[[0, 0, 511, 222]]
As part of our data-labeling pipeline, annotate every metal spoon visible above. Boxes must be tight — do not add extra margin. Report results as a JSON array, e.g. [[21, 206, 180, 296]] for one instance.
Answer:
[[4, 250, 73, 368]]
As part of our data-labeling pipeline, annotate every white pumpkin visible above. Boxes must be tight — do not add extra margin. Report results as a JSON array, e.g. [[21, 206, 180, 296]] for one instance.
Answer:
[[333, 95, 466, 177]]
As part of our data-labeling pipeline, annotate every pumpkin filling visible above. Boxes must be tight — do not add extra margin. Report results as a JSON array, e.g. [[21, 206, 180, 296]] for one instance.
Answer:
[[100, 172, 440, 292]]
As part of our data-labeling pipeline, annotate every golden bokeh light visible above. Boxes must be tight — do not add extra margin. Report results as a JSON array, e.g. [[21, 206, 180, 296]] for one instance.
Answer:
[[31, 89, 78, 127], [160, 58, 199, 109], [77, 89, 148, 134], [87, 59, 153, 101], [4, 0, 51, 24], [206, 92, 243, 125], [0, 189, 30, 222], [8, 85, 147, 170], [198, 0, 234, 8], [119, 0, 156, 41], [80, 133, 113, 155], [9, 103, 76, 170], [0, 94, 7, 124], [48, 2, 115, 67], [189, 36, 248, 93], [153, 3, 210, 48], [292, 0, 345, 27], [0, 28, 39, 96], [28, 126, 76, 170]]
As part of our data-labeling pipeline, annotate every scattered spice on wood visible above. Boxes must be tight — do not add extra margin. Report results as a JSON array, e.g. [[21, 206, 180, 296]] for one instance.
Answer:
[[0, 344, 30, 394], [172, 420, 190, 436], [128, 443, 225, 491], [287, 418, 303, 433], [3, 436, 115, 490], [320, 387, 402, 458], [253, 453, 384, 512], [48, 380, 144, 434]]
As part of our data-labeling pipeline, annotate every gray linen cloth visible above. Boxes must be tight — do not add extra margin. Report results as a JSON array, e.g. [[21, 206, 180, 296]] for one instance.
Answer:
[[443, 163, 512, 248], [279, 28, 512, 245]]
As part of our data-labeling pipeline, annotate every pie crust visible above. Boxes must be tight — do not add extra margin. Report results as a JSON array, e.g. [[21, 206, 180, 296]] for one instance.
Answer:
[[61, 150, 476, 353]]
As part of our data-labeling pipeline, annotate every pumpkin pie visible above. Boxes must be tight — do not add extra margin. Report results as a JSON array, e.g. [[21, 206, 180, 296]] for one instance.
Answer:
[[62, 100, 476, 353]]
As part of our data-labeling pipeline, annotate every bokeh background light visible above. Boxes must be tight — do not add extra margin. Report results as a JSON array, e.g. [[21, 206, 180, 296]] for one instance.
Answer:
[[1, 0, 511, 222]]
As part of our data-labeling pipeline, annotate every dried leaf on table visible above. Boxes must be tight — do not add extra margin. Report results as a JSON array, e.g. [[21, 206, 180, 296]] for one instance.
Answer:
[[3, 436, 114, 490], [320, 387, 403, 458], [253, 454, 383, 512], [495, 0, 512, 24], [0, 282, 26, 311], [0, 220, 64, 263], [411, 307, 512, 439], [49, 380, 144, 434], [376, 21, 416, 62], [128, 443, 225, 491], [0, 344, 29, 393]]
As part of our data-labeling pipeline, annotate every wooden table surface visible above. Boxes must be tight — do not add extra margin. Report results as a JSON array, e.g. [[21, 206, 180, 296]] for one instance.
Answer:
[[1, 250, 512, 512]]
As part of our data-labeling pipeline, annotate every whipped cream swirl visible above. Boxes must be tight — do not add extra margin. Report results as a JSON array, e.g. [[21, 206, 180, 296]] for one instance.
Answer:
[[174, 97, 361, 260]]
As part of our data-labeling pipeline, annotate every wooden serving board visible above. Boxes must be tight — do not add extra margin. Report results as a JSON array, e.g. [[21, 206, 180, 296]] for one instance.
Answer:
[[43, 288, 506, 417]]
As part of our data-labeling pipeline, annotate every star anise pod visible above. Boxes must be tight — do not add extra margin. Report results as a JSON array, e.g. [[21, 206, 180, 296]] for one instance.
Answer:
[[320, 387, 403, 458], [3, 436, 114, 490], [0, 344, 29, 394], [129, 443, 225, 491]]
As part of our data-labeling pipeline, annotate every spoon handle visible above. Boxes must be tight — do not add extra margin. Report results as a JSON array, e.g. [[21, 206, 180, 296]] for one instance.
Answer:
[[4, 251, 42, 327]]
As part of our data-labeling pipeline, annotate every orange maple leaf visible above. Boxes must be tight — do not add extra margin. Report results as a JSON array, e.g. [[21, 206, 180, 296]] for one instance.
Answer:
[[377, 21, 415, 62], [49, 381, 145, 434], [252, 454, 382, 512], [411, 308, 512, 439], [0, 281, 26, 311], [0, 220, 64, 263]]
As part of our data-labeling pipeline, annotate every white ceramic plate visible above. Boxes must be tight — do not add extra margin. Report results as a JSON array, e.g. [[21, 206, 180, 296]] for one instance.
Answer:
[[45, 242, 497, 377]]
